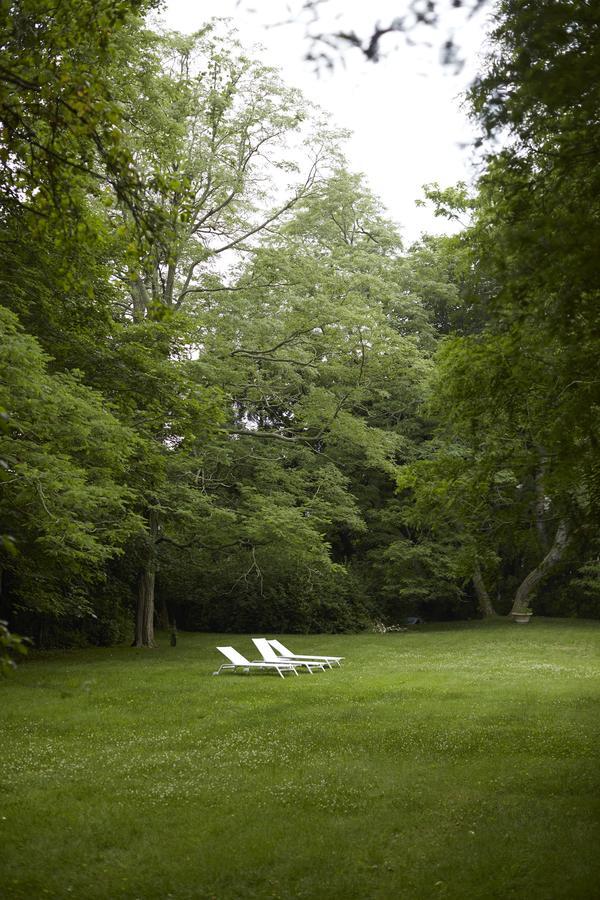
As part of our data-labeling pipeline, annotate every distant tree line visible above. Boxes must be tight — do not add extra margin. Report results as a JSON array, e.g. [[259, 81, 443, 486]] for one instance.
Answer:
[[0, 0, 597, 653]]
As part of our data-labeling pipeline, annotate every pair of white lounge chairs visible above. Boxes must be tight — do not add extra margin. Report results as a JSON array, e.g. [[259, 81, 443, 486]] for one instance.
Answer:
[[213, 638, 344, 678]]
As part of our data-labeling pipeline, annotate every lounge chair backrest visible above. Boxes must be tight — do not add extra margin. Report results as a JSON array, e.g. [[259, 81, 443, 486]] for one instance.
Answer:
[[269, 639, 294, 657], [252, 638, 281, 661], [217, 646, 249, 666]]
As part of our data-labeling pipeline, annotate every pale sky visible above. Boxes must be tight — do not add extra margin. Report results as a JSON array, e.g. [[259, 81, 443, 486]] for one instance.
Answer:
[[161, 0, 493, 243]]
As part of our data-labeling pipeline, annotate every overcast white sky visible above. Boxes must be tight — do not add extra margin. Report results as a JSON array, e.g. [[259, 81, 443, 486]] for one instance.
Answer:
[[161, 1, 493, 243]]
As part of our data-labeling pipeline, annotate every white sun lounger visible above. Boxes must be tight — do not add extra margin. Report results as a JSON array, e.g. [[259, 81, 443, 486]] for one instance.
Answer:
[[268, 639, 344, 668], [213, 646, 299, 678], [252, 638, 326, 673]]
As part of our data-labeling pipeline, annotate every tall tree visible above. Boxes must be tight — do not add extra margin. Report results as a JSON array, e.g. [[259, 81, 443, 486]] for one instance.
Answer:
[[399, 0, 600, 619], [171, 169, 438, 629], [465, 0, 600, 613], [102, 26, 341, 645]]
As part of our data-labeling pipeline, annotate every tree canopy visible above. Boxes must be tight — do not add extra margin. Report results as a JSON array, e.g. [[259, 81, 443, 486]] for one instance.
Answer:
[[0, 0, 598, 655]]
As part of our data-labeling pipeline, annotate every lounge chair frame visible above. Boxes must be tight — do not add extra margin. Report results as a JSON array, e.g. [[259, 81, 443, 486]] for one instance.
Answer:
[[213, 646, 298, 678], [268, 639, 344, 668], [252, 638, 326, 673]]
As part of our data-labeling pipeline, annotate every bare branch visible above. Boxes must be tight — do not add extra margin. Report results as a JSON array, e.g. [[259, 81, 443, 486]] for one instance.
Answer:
[[212, 155, 321, 255], [230, 327, 319, 357]]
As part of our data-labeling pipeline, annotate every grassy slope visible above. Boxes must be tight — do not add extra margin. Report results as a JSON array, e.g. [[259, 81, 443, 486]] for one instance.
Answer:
[[1, 619, 599, 899]]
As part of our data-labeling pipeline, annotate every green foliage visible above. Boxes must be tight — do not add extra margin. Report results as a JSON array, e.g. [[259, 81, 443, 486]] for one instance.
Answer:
[[0, 619, 29, 675], [2, 8, 448, 642], [398, 1, 600, 618], [0, 307, 142, 623], [174, 166, 438, 626], [368, 535, 469, 615], [2, 1, 597, 642], [573, 558, 600, 600], [0, 0, 159, 231], [466, 0, 600, 498]]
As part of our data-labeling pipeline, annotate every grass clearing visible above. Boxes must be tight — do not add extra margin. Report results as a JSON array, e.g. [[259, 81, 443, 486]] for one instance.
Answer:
[[1, 619, 599, 899]]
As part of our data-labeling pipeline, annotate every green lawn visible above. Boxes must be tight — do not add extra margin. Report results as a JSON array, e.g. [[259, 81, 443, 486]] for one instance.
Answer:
[[1, 619, 599, 899]]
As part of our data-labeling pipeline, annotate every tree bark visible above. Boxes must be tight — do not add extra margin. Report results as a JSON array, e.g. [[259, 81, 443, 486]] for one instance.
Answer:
[[472, 563, 497, 617], [133, 508, 159, 647], [164, 261, 176, 307], [511, 519, 570, 615], [134, 566, 155, 647], [131, 276, 150, 321], [534, 446, 549, 550]]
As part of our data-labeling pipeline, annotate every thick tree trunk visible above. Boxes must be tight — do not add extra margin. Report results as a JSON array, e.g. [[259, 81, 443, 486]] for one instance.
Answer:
[[472, 563, 497, 617], [134, 566, 155, 647], [133, 508, 159, 647], [511, 520, 570, 615]]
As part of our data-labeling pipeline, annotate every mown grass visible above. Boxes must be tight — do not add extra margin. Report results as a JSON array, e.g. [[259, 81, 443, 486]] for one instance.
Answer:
[[1, 619, 599, 899]]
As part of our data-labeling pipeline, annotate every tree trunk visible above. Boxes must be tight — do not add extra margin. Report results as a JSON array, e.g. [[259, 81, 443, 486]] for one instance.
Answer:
[[511, 520, 570, 615], [133, 508, 159, 647], [134, 566, 155, 647], [131, 276, 150, 321], [164, 261, 176, 307], [534, 446, 549, 550], [472, 563, 497, 617]]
